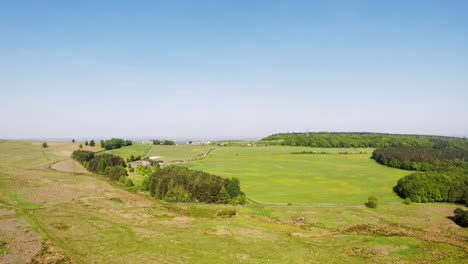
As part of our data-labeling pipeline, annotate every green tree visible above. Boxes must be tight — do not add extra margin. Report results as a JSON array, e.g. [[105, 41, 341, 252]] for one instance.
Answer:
[[79, 144, 83, 149], [72, 139, 75, 143], [42, 142, 48, 148], [216, 187, 231, 204], [365, 195, 379, 208], [85, 140, 89, 146], [89, 140, 95, 147]]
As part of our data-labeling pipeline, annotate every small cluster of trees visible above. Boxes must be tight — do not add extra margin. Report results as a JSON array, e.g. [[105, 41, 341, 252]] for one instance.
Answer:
[[261, 132, 468, 149], [371, 148, 467, 171], [393, 170, 468, 204], [101, 138, 133, 150], [72, 150, 133, 186], [71, 139, 96, 147], [152, 139, 175, 145], [145, 166, 245, 204]]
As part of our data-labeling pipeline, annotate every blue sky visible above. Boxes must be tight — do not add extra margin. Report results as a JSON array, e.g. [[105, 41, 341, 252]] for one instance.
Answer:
[[1, 1, 467, 139]]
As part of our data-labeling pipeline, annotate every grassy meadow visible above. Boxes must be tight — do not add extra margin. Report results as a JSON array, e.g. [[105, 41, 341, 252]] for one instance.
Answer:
[[186, 146, 409, 205], [104, 144, 213, 162], [0, 141, 466, 263]]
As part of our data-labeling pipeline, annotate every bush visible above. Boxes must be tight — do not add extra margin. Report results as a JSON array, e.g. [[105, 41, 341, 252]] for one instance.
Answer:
[[123, 177, 134, 187], [403, 198, 412, 205], [453, 208, 468, 227], [365, 195, 379, 208], [42, 142, 48, 148]]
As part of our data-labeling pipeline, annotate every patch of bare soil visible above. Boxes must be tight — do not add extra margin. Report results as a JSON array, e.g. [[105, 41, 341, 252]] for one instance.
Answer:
[[290, 223, 467, 252], [341, 224, 468, 251], [206, 227, 265, 238], [366, 245, 409, 255], [0, 209, 16, 218], [50, 159, 89, 174], [31, 241, 73, 264], [0, 218, 42, 264]]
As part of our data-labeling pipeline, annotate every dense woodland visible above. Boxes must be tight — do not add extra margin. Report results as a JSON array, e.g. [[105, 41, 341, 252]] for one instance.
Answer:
[[72, 150, 133, 186], [145, 166, 246, 204], [262, 132, 468, 149], [100, 138, 133, 150], [393, 170, 468, 204], [371, 148, 468, 171]]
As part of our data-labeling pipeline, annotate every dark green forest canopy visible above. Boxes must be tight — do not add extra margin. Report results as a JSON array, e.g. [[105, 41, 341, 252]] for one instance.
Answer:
[[261, 132, 468, 149], [72, 150, 130, 183], [372, 148, 468, 171], [147, 166, 245, 204]]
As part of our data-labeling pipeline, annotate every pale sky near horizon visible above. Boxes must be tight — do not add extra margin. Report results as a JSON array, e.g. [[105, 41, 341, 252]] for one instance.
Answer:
[[1, 1, 467, 139]]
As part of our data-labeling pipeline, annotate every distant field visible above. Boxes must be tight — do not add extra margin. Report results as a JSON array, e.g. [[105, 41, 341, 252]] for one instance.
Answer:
[[186, 146, 409, 205], [104, 144, 213, 162], [103, 144, 151, 160]]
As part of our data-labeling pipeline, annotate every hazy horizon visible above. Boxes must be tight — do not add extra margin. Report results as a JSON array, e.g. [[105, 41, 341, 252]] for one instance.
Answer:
[[1, 1, 467, 138]]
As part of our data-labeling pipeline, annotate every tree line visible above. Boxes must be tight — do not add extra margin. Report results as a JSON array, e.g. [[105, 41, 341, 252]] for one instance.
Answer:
[[72, 150, 133, 186], [261, 132, 468, 149], [371, 147, 467, 171], [152, 139, 176, 145], [101, 138, 133, 150], [144, 166, 246, 204]]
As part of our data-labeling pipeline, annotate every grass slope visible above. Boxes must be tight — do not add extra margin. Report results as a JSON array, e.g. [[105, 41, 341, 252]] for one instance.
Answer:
[[0, 141, 466, 263], [186, 146, 409, 205]]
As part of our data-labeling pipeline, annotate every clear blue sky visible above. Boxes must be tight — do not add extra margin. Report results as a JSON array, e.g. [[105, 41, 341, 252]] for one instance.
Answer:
[[1, 1, 467, 139]]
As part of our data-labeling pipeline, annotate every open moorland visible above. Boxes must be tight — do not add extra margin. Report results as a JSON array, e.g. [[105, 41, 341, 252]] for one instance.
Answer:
[[0, 140, 467, 263]]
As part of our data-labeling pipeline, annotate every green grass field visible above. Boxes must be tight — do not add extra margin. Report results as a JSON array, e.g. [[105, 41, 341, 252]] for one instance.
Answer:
[[186, 146, 409, 205], [1, 141, 466, 263], [104, 144, 213, 162]]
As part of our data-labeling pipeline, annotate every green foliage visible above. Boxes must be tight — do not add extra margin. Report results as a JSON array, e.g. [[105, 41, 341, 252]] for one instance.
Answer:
[[262, 132, 468, 149], [79, 144, 83, 149], [42, 142, 48, 148], [85, 140, 89, 146], [72, 150, 128, 183], [403, 198, 412, 205], [152, 139, 176, 145], [72, 139, 75, 143], [365, 195, 379, 208], [393, 170, 468, 204], [71, 150, 95, 163], [372, 148, 467, 171], [101, 138, 133, 150], [122, 177, 134, 187], [148, 166, 246, 204], [453, 208, 468, 227], [89, 139, 95, 147]]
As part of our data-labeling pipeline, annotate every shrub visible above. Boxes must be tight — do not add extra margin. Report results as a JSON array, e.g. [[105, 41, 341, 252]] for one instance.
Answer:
[[403, 198, 412, 205], [365, 195, 379, 208], [42, 142, 48, 148], [453, 208, 468, 227]]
